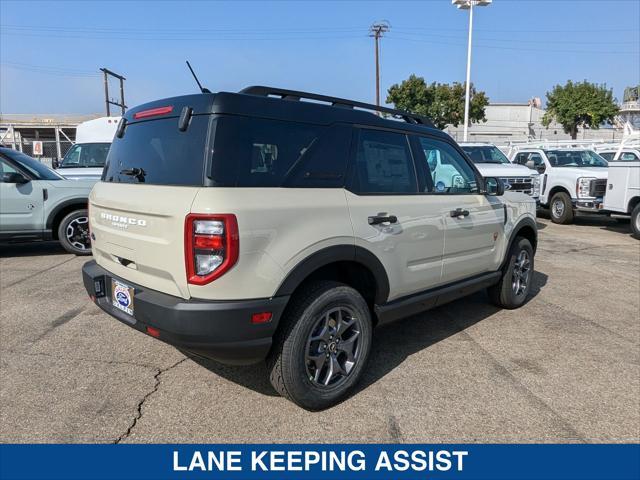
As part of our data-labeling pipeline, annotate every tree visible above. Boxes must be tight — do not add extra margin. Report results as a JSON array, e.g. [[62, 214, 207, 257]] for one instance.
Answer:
[[386, 74, 489, 130], [542, 80, 619, 140]]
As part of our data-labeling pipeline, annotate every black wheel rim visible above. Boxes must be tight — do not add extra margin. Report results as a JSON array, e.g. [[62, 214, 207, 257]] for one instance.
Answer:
[[305, 306, 362, 388], [512, 250, 531, 297], [65, 216, 90, 251]]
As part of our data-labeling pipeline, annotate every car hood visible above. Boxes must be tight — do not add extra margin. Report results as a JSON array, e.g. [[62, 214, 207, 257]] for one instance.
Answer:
[[553, 167, 608, 178], [49, 178, 98, 190], [57, 167, 103, 180], [474, 163, 534, 177]]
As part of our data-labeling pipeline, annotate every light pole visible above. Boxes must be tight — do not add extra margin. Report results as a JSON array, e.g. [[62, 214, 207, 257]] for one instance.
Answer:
[[452, 0, 491, 141]]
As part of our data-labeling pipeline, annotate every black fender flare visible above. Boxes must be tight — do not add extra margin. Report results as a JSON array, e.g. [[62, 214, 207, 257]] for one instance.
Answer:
[[45, 198, 88, 230], [274, 245, 390, 305], [500, 216, 538, 271]]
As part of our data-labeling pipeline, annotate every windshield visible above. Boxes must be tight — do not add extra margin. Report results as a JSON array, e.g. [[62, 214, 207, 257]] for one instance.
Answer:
[[461, 145, 510, 164], [544, 149, 608, 167], [0, 148, 63, 180], [60, 143, 110, 168]]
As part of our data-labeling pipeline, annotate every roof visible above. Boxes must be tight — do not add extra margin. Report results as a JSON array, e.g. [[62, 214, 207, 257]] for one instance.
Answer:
[[123, 86, 448, 140]]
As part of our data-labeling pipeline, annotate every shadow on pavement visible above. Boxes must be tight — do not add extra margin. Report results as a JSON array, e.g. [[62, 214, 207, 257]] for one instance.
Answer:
[[193, 271, 549, 403], [0, 241, 68, 258]]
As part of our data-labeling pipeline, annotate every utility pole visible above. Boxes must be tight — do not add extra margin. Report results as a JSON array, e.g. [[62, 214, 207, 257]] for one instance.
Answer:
[[100, 68, 127, 116], [369, 21, 390, 108]]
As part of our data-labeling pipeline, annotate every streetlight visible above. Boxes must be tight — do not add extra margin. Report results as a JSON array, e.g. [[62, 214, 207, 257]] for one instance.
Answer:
[[452, 0, 492, 141]]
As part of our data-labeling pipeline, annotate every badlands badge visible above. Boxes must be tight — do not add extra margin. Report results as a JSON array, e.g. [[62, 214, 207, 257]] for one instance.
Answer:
[[112, 279, 134, 316]]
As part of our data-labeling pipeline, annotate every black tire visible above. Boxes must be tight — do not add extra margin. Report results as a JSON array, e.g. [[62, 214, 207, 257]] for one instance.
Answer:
[[488, 237, 534, 309], [57, 209, 91, 255], [549, 192, 574, 224], [267, 281, 373, 410], [631, 204, 640, 240]]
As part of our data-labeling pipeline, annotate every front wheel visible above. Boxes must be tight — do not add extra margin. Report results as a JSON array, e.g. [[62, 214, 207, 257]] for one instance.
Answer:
[[57, 209, 91, 255], [631, 204, 640, 240], [550, 192, 574, 224], [267, 281, 373, 410], [488, 237, 534, 309]]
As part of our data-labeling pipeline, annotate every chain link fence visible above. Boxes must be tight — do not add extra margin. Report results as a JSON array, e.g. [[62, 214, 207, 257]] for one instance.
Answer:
[[3, 140, 73, 168]]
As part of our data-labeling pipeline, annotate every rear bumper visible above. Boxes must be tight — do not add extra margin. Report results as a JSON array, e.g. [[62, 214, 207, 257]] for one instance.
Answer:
[[82, 260, 289, 365]]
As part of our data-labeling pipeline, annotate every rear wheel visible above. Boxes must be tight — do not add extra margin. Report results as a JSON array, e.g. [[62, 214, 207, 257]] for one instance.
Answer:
[[57, 209, 91, 255], [550, 192, 574, 224], [488, 237, 534, 309], [267, 281, 372, 410], [631, 204, 640, 240]]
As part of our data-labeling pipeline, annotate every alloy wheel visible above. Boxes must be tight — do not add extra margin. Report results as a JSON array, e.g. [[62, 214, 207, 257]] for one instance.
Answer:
[[66, 216, 90, 251], [305, 306, 362, 387], [512, 250, 531, 297]]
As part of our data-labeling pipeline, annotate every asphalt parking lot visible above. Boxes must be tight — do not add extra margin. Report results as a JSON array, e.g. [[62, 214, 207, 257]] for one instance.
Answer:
[[1, 215, 638, 444]]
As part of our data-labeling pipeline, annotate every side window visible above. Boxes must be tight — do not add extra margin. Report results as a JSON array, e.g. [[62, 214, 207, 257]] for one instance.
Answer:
[[620, 152, 639, 162], [529, 153, 544, 166], [348, 129, 417, 194], [0, 159, 19, 178], [284, 125, 351, 188], [418, 137, 478, 193], [513, 153, 528, 165], [210, 116, 326, 187]]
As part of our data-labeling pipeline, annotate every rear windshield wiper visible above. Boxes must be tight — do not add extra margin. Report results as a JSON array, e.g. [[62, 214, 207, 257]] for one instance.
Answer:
[[120, 167, 146, 182]]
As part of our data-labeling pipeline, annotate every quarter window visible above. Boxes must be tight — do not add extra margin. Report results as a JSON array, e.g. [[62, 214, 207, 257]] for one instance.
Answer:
[[348, 129, 417, 194], [418, 137, 478, 193]]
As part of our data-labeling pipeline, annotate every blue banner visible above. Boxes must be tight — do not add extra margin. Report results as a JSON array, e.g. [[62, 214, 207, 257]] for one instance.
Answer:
[[1, 444, 638, 480]]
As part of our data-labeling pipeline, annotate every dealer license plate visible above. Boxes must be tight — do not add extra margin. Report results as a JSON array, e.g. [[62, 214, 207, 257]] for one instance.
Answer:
[[112, 279, 135, 316]]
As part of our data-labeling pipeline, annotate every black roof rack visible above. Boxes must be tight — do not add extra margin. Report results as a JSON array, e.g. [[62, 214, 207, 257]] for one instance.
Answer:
[[239, 86, 434, 127]]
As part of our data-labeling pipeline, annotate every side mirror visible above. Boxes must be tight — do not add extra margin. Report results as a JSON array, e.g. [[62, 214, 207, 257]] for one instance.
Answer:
[[536, 164, 546, 174], [52, 158, 59, 169], [525, 160, 535, 169], [1, 172, 29, 184], [485, 177, 504, 196]]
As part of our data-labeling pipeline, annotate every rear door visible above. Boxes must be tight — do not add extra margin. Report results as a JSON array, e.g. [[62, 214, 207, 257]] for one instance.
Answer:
[[345, 128, 444, 301], [91, 106, 212, 299], [414, 136, 505, 284]]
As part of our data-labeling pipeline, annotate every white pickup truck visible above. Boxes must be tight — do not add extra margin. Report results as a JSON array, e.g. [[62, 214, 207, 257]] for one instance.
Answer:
[[510, 147, 609, 224], [55, 116, 120, 180], [459, 143, 540, 204]]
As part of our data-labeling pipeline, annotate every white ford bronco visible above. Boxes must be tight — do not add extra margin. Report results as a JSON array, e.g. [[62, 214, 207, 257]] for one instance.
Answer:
[[510, 146, 609, 224], [83, 87, 537, 410]]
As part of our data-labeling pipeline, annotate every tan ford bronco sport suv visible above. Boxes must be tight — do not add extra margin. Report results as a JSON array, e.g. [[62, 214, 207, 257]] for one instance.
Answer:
[[83, 87, 537, 410]]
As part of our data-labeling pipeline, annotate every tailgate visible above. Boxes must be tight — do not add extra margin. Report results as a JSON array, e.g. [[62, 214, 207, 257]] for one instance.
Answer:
[[90, 182, 200, 299]]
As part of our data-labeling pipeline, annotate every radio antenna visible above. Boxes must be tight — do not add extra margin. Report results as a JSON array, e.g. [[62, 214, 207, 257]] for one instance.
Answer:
[[186, 61, 211, 94]]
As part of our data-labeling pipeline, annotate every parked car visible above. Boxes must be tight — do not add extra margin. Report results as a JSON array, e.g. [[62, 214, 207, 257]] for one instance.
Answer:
[[458, 142, 540, 203], [82, 87, 537, 410], [510, 147, 608, 224], [0, 147, 96, 254], [603, 134, 640, 238], [55, 116, 120, 180]]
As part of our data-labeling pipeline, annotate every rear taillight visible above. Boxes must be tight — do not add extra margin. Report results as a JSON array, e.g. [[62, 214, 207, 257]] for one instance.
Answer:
[[185, 214, 239, 285]]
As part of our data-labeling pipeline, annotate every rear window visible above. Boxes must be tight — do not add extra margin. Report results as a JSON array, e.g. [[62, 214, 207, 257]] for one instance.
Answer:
[[209, 116, 350, 188], [103, 115, 210, 185]]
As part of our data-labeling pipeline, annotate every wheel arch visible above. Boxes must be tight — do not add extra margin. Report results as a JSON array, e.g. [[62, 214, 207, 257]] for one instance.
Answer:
[[547, 185, 572, 201], [46, 199, 88, 239], [500, 217, 538, 270], [628, 196, 640, 214], [274, 245, 390, 308]]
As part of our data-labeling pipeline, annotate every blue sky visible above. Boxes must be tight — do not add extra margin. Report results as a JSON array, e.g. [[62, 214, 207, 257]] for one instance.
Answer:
[[1, 0, 639, 114]]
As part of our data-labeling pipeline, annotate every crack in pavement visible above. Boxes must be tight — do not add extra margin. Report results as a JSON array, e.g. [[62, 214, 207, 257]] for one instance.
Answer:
[[113, 357, 189, 444], [3, 349, 166, 371], [441, 311, 588, 442], [3, 257, 76, 289]]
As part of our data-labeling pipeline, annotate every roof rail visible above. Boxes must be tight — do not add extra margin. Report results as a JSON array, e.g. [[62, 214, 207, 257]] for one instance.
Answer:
[[239, 85, 435, 127]]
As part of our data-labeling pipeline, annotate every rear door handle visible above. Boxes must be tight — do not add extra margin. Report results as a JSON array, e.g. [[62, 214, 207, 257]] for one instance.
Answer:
[[450, 208, 470, 218], [368, 214, 398, 225]]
